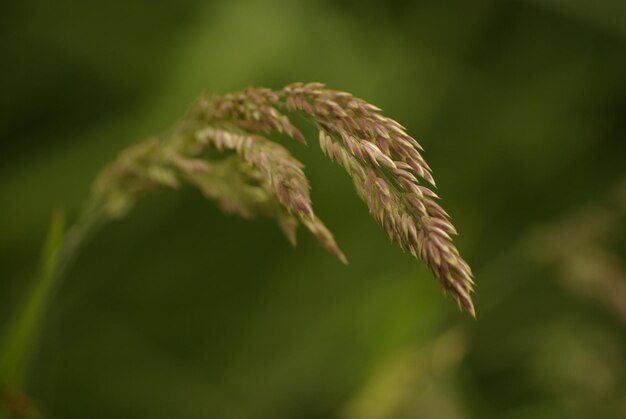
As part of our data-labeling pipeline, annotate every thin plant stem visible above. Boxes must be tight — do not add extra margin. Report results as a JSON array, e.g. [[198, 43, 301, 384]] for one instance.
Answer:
[[0, 198, 106, 416]]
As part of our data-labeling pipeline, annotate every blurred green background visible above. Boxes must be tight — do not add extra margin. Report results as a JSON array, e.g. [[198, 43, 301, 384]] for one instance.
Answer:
[[1, 0, 626, 418]]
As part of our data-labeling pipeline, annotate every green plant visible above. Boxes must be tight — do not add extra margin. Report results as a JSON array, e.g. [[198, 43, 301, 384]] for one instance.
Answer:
[[0, 82, 474, 417]]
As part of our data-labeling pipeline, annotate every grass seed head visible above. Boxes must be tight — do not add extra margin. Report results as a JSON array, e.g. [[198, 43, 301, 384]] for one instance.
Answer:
[[93, 82, 475, 316]]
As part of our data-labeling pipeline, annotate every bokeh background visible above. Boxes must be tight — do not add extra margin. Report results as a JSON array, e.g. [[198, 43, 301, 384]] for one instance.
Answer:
[[1, 0, 626, 418]]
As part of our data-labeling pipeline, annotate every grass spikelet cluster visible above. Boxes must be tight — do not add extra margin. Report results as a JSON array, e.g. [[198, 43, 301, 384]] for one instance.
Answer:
[[93, 82, 474, 315]]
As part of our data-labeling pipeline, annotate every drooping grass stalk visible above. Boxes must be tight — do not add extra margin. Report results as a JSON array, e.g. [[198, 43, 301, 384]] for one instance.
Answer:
[[1, 82, 475, 417]]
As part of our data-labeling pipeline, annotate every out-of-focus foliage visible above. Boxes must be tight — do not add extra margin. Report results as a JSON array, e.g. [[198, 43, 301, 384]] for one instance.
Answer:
[[1, 0, 625, 418]]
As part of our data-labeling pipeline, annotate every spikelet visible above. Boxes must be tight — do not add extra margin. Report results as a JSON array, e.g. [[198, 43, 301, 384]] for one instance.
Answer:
[[196, 88, 306, 144], [193, 127, 346, 263]]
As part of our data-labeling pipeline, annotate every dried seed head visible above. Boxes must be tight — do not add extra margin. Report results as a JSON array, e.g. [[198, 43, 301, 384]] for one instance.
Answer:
[[93, 82, 475, 316]]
